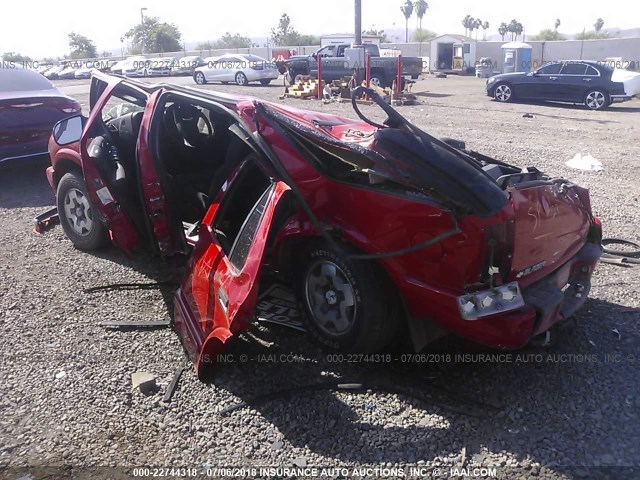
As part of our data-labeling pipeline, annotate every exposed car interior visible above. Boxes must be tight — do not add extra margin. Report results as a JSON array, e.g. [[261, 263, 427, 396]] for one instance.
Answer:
[[153, 94, 251, 224]]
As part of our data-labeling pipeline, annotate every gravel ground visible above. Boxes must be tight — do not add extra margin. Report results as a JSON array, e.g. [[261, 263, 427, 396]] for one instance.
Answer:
[[0, 75, 639, 480]]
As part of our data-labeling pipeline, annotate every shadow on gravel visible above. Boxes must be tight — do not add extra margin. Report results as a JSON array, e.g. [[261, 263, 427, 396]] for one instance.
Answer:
[[0, 155, 55, 208], [414, 92, 454, 98], [83, 247, 185, 319], [209, 296, 639, 478]]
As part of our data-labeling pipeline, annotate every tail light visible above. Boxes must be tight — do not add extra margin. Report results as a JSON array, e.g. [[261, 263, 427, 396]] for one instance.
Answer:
[[458, 281, 525, 320], [60, 101, 81, 113], [587, 216, 602, 244]]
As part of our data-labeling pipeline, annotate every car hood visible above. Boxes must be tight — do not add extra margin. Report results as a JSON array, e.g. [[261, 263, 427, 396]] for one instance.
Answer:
[[489, 72, 528, 81]]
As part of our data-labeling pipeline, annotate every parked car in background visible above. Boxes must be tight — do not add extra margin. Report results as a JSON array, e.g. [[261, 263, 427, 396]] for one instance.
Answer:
[[145, 57, 174, 77], [486, 60, 640, 110], [74, 65, 93, 79], [110, 60, 126, 75], [171, 56, 205, 76], [122, 56, 148, 77], [36, 64, 54, 75], [58, 65, 80, 80], [193, 53, 279, 86], [44, 65, 65, 80], [0, 65, 81, 163], [47, 72, 602, 377]]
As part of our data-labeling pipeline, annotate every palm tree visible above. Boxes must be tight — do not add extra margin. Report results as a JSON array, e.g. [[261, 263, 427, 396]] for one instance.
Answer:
[[414, 0, 429, 54], [473, 18, 482, 40], [482, 21, 490, 40], [400, 0, 414, 42], [414, 0, 428, 31], [594, 18, 604, 33], [462, 14, 472, 37], [498, 22, 508, 41]]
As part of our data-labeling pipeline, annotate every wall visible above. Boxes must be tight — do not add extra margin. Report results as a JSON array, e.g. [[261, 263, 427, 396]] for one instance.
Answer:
[[476, 38, 640, 72], [58, 37, 640, 72]]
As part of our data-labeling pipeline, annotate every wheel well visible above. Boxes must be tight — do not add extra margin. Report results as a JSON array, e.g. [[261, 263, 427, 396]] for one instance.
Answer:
[[53, 158, 82, 189], [274, 234, 411, 335]]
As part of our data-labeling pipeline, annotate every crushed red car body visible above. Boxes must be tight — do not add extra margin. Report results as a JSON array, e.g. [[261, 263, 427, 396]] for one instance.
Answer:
[[47, 73, 602, 376]]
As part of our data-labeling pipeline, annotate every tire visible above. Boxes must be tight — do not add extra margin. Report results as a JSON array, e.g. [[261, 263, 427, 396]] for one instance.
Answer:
[[584, 89, 609, 110], [194, 72, 206, 85], [57, 172, 109, 251], [369, 74, 387, 89], [260, 79, 272, 86], [296, 241, 401, 353], [494, 83, 513, 102], [235, 72, 248, 86]]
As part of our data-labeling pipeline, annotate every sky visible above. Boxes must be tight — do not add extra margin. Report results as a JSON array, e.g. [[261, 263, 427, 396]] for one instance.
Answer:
[[2, 0, 638, 58]]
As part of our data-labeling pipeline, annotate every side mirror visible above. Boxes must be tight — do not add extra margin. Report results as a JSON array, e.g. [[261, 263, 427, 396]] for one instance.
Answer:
[[52, 115, 85, 146]]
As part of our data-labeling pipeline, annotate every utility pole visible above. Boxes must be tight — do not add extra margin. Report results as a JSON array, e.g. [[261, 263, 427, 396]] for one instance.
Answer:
[[140, 7, 148, 54], [355, 0, 362, 45]]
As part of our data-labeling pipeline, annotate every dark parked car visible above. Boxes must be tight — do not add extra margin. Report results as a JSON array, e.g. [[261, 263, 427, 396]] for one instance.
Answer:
[[47, 72, 602, 376], [486, 60, 640, 110], [171, 56, 205, 76], [0, 65, 81, 163]]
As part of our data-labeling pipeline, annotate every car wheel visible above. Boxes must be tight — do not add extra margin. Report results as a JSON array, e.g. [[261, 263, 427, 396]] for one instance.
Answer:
[[369, 74, 386, 88], [235, 72, 248, 86], [494, 83, 513, 102], [260, 79, 272, 86], [57, 172, 108, 251], [296, 242, 401, 352], [194, 72, 206, 85], [584, 89, 609, 110]]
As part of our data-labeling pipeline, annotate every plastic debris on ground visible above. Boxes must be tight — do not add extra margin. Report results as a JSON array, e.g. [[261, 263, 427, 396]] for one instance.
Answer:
[[566, 153, 603, 172]]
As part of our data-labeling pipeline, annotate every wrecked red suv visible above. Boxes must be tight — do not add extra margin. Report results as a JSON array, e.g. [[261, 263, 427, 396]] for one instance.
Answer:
[[47, 72, 602, 375]]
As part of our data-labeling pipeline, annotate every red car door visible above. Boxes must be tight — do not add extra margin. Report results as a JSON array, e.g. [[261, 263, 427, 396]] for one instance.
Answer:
[[78, 75, 143, 253], [174, 173, 291, 377]]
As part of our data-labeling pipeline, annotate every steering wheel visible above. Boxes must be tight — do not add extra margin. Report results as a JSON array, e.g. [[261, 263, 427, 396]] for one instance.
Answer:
[[87, 135, 126, 183], [163, 103, 214, 148]]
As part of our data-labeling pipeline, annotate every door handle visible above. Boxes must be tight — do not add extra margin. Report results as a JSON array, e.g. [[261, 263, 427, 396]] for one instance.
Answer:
[[583, 78, 592, 82], [549, 76, 558, 80]]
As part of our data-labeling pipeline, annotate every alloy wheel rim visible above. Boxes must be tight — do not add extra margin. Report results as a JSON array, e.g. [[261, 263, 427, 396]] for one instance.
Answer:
[[196, 73, 204, 84], [586, 91, 605, 109], [236, 73, 246, 85], [370, 77, 382, 87], [304, 260, 357, 336], [63, 188, 93, 236], [496, 85, 511, 101]]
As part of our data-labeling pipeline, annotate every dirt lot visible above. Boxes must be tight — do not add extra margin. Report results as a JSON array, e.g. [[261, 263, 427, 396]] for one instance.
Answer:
[[0, 75, 639, 479]]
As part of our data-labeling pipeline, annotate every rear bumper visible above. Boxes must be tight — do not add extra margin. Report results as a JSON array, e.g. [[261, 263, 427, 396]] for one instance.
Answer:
[[524, 241, 602, 336], [400, 241, 602, 349]]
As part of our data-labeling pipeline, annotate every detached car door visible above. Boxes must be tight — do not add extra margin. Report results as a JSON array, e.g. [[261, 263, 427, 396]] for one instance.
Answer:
[[174, 159, 291, 376]]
